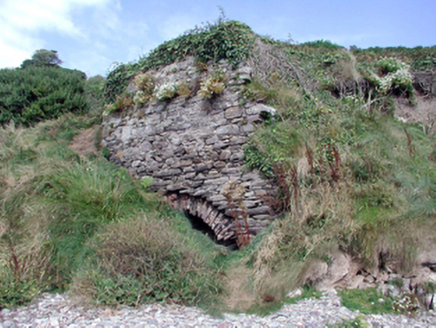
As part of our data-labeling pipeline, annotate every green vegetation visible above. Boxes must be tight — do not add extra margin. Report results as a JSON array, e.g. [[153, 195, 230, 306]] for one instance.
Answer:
[[1, 19, 436, 316], [0, 50, 88, 126], [236, 35, 436, 307], [104, 19, 254, 103], [0, 115, 222, 310], [329, 315, 369, 328], [338, 289, 395, 314], [20, 49, 63, 69], [352, 46, 436, 71]]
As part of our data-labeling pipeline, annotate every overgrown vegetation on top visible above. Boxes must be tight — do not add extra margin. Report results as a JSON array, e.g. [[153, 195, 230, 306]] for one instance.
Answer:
[[352, 45, 436, 71], [103, 18, 254, 103], [0, 50, 89, 126]]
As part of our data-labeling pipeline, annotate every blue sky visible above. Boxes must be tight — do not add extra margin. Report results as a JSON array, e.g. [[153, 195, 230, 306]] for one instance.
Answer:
[[1, 0, 435, 77]]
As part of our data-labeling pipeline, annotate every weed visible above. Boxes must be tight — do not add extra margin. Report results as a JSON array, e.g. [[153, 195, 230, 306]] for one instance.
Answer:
[[338, 288, 395, 314], [198, 70, 226, 99], [285, 284, 322, 304], [393, 293, 421, 316], [176, 82, 192, 98], [221, 180, 250, 248], [103, 94, 133, 117], [329, 315, 369, 328]]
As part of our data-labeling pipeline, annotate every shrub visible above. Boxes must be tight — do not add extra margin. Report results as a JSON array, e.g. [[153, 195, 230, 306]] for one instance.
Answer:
[[0, 66, 88, 125], [373, 65, 413, 95], [133, 73, 155, 105], [155, 82, 179, 101], [103, 94, 133, 117], [176, 82, 192, 98], [134, 73, 154, 91], [393, 294, 421, 316], [0, 274, 41, 309], [378, 57, 407, 74], [72, 215, 221, 306], [198, 71, 226, 99]]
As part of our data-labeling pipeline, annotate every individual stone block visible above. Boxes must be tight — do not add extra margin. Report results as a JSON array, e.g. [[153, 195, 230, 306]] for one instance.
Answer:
[[216, 125, 240, 135], [225, 106, 243, 119], [247, 206, 273, 216]]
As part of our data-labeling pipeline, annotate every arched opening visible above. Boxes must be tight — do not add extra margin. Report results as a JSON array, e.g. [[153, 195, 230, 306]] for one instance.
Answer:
[[166, 193, 237, 248], [185, 211, 236, 247]]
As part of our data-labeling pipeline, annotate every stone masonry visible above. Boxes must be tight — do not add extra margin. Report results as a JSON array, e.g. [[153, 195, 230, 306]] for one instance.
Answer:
[[102, 57, 277, 242]]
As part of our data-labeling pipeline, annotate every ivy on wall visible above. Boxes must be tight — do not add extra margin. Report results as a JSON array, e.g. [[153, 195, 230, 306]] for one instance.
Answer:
[[103, 21, 254, 103]]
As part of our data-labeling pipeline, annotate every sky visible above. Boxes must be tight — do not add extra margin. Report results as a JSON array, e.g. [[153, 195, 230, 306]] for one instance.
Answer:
[[1, 0, 435, 77]]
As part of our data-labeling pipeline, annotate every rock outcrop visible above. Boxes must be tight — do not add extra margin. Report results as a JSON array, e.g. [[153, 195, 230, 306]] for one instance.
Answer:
[[102, 57, 278, 242]]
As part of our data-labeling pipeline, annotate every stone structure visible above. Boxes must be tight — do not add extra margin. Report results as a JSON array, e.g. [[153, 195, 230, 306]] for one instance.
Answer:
[[102, 57, 277, 242]]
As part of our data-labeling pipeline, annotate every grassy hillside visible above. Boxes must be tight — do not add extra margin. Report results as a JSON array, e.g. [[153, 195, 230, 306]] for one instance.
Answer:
[[1, 19, 435, 313], [0, 115, 224, 309]]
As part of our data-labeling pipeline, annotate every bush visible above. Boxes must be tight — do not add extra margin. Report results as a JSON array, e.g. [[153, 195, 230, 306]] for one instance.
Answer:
[[0, 273, 41, 309], [198, 72, 226, 99], [0, 66, 88, 125], [133, 73, 155, 105], [155, 82, 179, 101], [72, 215, 221, 306]]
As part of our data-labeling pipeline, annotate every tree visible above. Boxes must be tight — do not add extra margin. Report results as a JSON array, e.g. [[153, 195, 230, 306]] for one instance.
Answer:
[[20, 49, 62, 69], [32, 49, 62, 65]]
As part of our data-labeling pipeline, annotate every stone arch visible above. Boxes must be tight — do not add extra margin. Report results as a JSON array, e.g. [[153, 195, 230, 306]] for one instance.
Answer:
[[166, 193, 235, 242]]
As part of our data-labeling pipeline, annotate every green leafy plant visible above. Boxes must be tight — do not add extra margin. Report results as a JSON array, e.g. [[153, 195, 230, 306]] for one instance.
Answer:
[[0, 274, 41, 309], [103, 20, 254, 103], [103, 94, 133, 117], [0, 66, 88, 125], [155, 82, 179, 101], [176, 82, 193, 98]]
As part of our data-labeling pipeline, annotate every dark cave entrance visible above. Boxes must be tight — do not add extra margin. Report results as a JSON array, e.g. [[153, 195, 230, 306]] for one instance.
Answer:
[[184, 211, 236, 248]]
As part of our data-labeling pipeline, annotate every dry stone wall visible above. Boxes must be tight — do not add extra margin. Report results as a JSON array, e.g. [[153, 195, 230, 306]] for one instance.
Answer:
[[102, 57, 278, 241]]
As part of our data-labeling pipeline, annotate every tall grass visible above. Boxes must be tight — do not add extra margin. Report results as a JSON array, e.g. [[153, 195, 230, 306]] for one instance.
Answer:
[[240, 76, 436, 309], [0, 117, 223, 309]]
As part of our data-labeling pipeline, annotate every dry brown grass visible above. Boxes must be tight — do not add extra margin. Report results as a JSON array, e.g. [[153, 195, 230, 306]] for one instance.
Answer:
[[69, 127, 100, 158], [220, 264, 257, 311]]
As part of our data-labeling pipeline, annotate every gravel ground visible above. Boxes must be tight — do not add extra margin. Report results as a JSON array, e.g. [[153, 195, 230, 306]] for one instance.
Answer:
[[1, 292, 436, 327]]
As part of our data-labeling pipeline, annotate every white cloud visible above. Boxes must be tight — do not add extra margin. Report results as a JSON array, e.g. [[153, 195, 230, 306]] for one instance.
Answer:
[[0, 0, 118, 69]]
